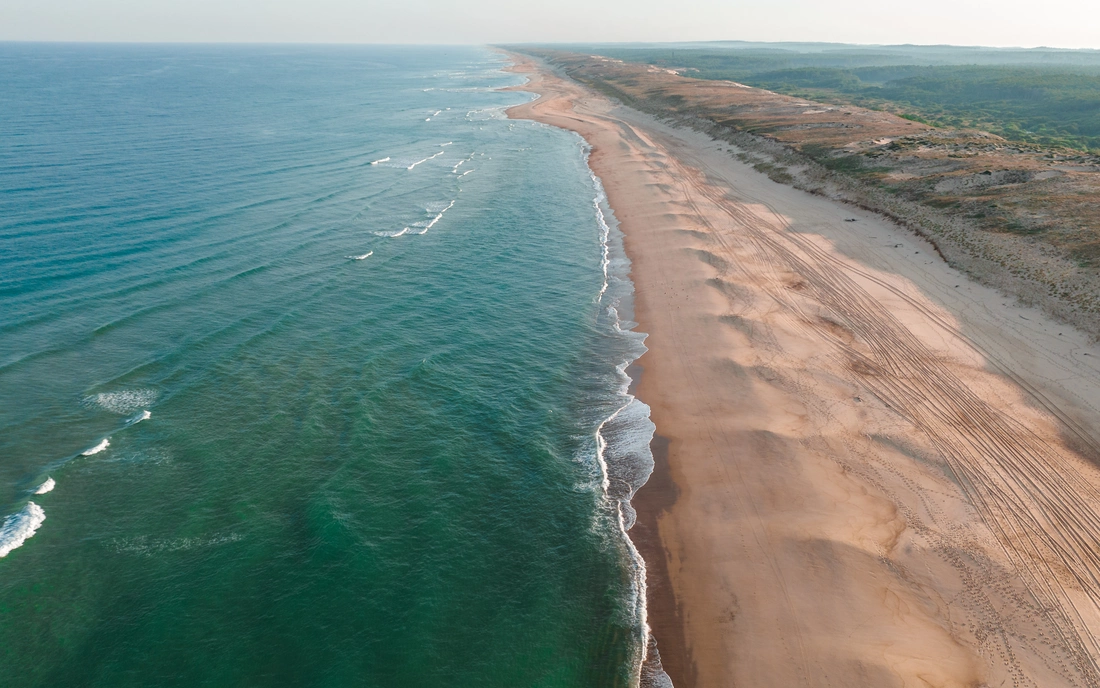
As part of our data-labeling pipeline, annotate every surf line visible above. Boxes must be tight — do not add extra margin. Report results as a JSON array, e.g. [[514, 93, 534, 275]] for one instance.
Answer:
[[370, 157, 390, 165], [578, 138, 663, 685]]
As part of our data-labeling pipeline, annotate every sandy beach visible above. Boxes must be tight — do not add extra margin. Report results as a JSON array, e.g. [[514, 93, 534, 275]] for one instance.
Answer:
[[506, 53, 1100, 687]]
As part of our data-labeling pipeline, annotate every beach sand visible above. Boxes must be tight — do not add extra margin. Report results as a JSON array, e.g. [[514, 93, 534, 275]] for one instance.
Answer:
[[505, 53, 1100, 687]]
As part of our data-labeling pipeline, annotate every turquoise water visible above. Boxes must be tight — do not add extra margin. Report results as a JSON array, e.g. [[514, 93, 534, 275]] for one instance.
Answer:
[[0, 45, 656, 686]]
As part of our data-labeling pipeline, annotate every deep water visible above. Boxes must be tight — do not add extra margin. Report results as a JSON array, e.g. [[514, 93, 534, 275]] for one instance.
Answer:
[[0, 44, 654, 687]]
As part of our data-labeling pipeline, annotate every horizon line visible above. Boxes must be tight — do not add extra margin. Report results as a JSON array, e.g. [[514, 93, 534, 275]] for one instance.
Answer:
[[1, 38, 1098, 52]]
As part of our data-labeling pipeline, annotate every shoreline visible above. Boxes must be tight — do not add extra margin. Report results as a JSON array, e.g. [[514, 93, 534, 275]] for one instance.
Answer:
[[502, 56, 691, 686], [504, 51, 1100, 687]]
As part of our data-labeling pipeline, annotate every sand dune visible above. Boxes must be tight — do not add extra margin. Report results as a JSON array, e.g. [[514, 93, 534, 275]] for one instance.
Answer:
[[506, 53, 1100, 688]]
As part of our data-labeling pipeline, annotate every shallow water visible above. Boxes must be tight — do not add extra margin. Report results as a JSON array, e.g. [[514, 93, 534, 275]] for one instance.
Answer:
[[0, 44, 657, 686]]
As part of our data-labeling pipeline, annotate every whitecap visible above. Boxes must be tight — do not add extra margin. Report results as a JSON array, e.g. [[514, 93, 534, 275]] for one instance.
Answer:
[[346, 251, 373, 260], [404, 200, 457, 235], [84, 389, 158, 414], [34, 478, 55, 495], [0, 502, 46, 558], [82, 438, 109, 456], [406, 150, 445, 170], [373, 228, 410, 238], [424, 200, 455, 230], [369, 157, 390, 165], [127, 410, 152, 426]]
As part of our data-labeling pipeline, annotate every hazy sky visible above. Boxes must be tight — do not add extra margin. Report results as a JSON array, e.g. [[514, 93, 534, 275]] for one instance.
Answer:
[[2, 0, 1098, 49]]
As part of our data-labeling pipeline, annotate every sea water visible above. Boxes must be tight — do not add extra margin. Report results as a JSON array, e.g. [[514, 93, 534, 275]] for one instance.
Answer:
[[0, 44, 658, 686]]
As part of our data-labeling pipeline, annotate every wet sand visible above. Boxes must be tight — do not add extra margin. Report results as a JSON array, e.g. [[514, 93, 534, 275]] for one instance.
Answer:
[[505, 53, 1100, 687]]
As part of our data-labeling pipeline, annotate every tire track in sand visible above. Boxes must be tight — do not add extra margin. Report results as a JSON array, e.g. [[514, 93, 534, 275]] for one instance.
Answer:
[[671, 150, 1100, 686]]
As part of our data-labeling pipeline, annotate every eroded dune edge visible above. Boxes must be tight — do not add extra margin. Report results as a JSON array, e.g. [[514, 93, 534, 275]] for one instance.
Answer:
[[504, 51, 1100, 688]]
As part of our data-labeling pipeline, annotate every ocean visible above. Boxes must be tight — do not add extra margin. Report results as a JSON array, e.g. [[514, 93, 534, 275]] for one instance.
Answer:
[[0, 44, 657, 686]]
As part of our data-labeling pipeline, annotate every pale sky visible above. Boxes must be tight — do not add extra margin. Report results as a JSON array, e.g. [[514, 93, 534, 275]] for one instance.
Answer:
[[2, 0, 1098, 49]]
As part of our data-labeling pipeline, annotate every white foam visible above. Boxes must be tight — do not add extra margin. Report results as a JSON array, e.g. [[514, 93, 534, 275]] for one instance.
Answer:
[[99, 447, 172, 466], [34, 478, 55, 495], [417, 200, 455, 234], [407, 150, 445, 170], [465, 107, 505, 121], [127, 410, 152, 426], [379, 200, 458, 238], [0, 502, 45, 558], [346, 251, 373, 260], [370, 157, 390, 165], [85, 389, 158, 414], [373, 227, 410, 238], [589, 167, 612, 300], [82, 438, 109, 456], [112, 532, 244, 556]]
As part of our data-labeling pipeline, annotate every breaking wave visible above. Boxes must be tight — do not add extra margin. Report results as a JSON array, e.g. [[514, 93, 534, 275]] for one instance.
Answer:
[[127, 410, 152, 425], [407, 150, 445, 170], [0, 502, 46, 558], [82, 438, 110, 456], [376, 200, 456, 237]]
